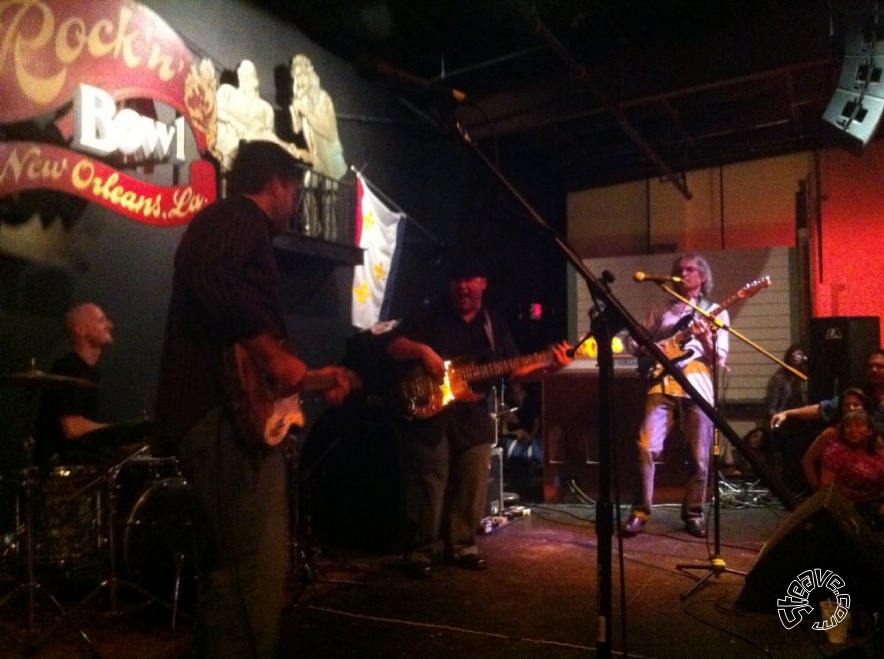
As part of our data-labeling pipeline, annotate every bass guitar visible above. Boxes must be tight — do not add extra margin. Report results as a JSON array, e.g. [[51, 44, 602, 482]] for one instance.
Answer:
[[398, 349, 556, 420], [636, 276, 770, 380], [225, 342, 358, 446]]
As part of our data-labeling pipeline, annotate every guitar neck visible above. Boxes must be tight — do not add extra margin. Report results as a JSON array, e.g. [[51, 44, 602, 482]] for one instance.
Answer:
[[669, 277, 770, 345], [458, 350, 553, 383]]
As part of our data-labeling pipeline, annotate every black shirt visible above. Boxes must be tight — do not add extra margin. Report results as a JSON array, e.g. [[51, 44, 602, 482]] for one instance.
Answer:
[[34, 352, 100, 470], [155, 195, 286, 451], [395, 301, 519, 449]]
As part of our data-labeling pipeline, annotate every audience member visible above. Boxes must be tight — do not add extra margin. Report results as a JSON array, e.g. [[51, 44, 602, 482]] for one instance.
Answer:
[[800, 387, 870, 491], [763, 343, 813, 491], [764, 343, 808, 418], [820, 409, 884, 528], [771, 349, 884, 433]]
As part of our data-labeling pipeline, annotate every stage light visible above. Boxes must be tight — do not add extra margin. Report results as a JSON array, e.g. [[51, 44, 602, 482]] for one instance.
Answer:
[[574, 336, 625, 359]]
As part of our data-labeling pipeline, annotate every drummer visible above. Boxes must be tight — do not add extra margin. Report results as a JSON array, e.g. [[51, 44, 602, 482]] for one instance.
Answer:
[[34, 303, 114, 471]]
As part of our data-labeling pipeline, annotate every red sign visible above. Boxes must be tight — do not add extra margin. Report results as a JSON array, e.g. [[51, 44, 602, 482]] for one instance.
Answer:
[[0, 0, 216, 224]]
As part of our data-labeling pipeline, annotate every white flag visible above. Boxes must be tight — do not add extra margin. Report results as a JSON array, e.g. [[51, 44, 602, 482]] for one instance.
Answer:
[[351, 174, 404, 329]]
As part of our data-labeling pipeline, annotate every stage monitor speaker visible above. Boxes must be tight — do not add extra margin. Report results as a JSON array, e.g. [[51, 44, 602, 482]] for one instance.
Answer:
[[808, 316, 880, 403], [739, 485, 884, 611]]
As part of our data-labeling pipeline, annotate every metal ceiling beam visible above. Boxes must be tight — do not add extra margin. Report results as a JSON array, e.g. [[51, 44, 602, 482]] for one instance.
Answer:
[[508, 0, 692, 199], [469, 57, 835, 141]]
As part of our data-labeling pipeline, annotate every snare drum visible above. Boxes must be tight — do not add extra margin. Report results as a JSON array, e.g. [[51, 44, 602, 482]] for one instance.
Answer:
[[41, 465, 102, 566]]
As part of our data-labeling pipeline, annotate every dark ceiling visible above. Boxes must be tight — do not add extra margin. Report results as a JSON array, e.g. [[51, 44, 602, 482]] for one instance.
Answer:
[[266, 0, 867, 196]]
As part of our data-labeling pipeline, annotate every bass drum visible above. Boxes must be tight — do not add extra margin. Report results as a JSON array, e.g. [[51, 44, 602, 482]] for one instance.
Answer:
[[41, 465, 102, 568], [121, 477, 202, 601]]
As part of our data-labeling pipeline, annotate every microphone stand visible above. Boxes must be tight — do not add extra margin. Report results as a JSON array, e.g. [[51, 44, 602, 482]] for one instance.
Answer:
[[439, 116, 797, 658], [674, 321, 747, 597]]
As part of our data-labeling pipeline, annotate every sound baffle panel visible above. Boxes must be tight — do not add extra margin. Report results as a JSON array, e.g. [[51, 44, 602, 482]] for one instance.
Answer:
[[808, 316, 880, 403], [740, 485, 884, 611]]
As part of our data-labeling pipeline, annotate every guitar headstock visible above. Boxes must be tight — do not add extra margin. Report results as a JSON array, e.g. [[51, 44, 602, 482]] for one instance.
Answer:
[[738, 276, 771, 298]]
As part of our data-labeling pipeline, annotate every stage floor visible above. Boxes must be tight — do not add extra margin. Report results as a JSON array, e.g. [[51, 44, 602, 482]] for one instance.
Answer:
[[3, 482, 881, 658]]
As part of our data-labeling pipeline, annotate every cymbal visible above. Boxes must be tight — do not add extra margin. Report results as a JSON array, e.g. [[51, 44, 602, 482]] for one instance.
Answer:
[[0, 368, 96, 389], [80, 418, 156, 448]]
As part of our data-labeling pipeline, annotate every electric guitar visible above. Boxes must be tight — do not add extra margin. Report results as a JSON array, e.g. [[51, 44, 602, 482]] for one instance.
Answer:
[[398, 349, 557, 420], [636, 276, 771, 381], [225, 342, 358, 446]]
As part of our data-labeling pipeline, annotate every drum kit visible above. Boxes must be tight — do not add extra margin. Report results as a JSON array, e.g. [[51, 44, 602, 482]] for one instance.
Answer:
[[0, 365, 200, 654]]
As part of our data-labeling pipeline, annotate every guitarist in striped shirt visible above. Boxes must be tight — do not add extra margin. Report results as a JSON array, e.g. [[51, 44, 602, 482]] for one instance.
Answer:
[[386, 257, 570, 578], [620, 253, 729, 539], [156, 142, 353, 659]]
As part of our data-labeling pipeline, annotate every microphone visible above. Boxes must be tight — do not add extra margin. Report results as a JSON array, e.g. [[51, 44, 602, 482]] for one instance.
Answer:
[[356, 56, 468, 103], [633, 272, 682, 283]]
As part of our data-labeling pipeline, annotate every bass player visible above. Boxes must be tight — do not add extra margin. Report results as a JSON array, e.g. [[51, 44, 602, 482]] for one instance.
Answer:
[[621, 253, 729, 539], [385, 257, 570, 579]]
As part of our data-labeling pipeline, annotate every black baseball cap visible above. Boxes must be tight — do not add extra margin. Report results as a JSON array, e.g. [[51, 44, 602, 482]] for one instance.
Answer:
[[448, 257, 487, 279]]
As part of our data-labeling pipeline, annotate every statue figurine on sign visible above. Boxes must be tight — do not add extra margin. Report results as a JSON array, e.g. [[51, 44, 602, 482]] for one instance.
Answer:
[[289, 54, 347, 240], [214, 60, 310, 173]]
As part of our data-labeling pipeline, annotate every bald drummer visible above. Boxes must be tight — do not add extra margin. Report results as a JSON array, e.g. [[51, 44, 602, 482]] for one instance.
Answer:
[[34, 303, 114, 470]]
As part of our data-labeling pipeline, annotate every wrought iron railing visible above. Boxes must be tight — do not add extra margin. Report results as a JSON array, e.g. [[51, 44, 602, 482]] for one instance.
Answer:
[[290, 168, 356, 247]]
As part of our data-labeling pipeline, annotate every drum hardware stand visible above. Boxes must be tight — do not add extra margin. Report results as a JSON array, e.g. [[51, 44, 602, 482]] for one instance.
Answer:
[[0, 402, 99, 656], [283, 435, 319, 601], [676, 320, 747, 599], [170, 551, 187, 630], [59, 447, 180, 626]]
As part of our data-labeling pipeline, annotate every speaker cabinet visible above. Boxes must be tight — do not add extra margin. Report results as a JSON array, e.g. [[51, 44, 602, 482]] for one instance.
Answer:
[[808, 316, 880, 403], [740, 485, 884, 610]]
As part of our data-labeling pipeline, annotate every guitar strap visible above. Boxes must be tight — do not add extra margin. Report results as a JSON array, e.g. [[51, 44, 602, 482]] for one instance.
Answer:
[[671, 296, 714, 335], [482, 308, 496, 354], [670, 310, 695, 337]]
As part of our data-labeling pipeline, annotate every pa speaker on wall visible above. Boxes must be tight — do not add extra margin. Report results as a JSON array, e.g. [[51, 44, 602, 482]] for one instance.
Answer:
[[808, 316, 880, 402], [821, 89, 884, 154], [739, 485, 884, 611], [823, 10, 884, 153]]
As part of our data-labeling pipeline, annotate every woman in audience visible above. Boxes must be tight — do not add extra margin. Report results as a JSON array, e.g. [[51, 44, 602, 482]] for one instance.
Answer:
[[800, 387, 870, 491], [820, 409, 884, 528]]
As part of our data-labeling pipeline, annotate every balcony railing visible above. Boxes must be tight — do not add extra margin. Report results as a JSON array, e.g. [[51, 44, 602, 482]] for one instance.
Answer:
[[274, 168, 363, 266]]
